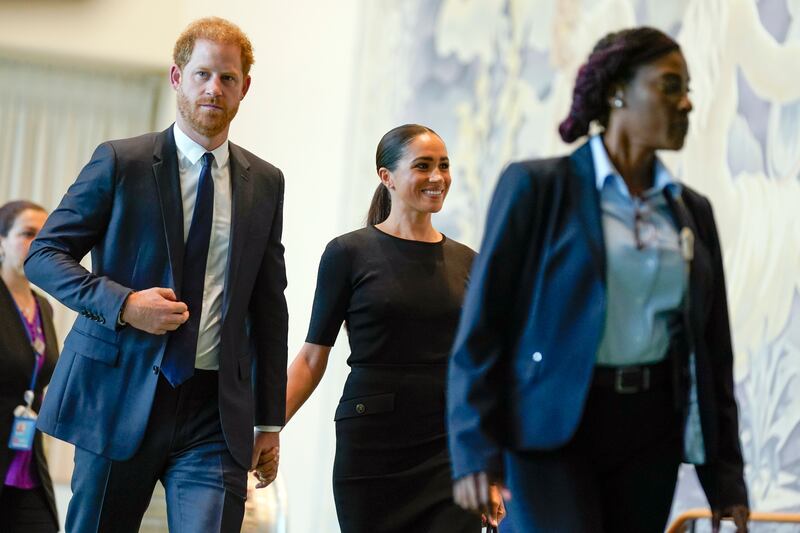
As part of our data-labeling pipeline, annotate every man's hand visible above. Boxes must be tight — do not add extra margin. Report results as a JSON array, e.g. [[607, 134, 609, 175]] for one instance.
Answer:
[[453, 471, 509, 524], [712, 504, 749, 533], [121, 288, 189, 334], [251, 431, 280, 489]]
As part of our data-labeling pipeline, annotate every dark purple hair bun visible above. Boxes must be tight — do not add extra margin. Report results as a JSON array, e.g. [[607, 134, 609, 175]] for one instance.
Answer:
[[558, 27, 680, 143]]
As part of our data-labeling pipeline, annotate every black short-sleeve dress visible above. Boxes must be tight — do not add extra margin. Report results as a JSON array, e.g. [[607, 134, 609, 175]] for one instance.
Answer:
[[306, 225, 479, 533]]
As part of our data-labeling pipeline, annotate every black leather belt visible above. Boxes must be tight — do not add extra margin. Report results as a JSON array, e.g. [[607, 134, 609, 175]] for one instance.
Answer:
[[592, 360, 670, 394]]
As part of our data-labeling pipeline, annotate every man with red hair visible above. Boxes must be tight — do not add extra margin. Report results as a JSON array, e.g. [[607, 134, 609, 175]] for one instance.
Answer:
[[26, 17, 288, 532]]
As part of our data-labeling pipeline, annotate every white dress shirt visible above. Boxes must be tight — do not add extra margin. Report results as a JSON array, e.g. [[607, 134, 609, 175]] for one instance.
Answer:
[[173, 124, 231, 371], [173, 125, 280, 433]]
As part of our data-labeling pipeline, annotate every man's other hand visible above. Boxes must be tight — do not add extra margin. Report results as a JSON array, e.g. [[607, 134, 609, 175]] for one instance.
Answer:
[[251, 431, 280, 489]]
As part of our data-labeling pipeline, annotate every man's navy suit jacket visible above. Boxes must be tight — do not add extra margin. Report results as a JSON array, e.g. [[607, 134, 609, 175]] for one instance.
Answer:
[[447, 142, 747, 509], [25, 126, 289, 470]]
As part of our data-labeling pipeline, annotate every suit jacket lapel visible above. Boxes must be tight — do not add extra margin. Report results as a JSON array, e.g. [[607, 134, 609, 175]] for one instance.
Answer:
[[223, 143, 253, 319], [152, 126, 185, 293], [662, 189, 706, 340], [569, 143, 606, 278]]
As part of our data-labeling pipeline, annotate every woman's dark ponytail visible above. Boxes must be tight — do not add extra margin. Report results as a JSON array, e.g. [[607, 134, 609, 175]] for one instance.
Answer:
[[366, 184, 391, 226]]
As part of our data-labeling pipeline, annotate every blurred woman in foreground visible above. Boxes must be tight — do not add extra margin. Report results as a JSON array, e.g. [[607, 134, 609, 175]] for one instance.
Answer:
[[448, 27, 748, 533]]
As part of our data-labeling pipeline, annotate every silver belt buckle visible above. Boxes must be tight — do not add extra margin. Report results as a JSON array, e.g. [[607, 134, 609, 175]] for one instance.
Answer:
[[614, 366, 650, 394]]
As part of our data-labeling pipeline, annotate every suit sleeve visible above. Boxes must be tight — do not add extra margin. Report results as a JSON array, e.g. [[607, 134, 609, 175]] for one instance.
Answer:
[[24, 142, 131, 331], [694, 198, 749, 509], [447, 162, 535, 479], [250, 169, 289, 427]]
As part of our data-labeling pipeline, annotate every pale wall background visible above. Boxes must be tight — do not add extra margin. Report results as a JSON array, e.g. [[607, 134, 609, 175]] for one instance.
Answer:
[[0, 1, 361, 531], [0, 0, 797, 532]]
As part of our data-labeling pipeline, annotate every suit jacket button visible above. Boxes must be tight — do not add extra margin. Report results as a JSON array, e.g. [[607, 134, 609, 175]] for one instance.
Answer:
[[355, 403, 366, 414], [153, 366, 160, 375]]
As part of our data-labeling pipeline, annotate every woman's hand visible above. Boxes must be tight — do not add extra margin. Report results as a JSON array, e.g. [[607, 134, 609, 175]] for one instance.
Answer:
[[712, 504, 749, 533], [481, 483, 506, 527], [454, 471, 509, 524]]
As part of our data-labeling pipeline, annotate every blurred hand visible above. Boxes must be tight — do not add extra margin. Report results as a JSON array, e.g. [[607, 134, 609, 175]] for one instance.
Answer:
[[251, 431, 280, 489], [121, 288, 188, 334], [712, 504, 749, 533], [481, 483, 506, 527], [454, 472, 509, 520]]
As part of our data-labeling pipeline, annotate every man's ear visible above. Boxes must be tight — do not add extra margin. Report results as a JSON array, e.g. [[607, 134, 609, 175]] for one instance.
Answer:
[[240, 75, 252, 100], [169, 64, 182, 90]]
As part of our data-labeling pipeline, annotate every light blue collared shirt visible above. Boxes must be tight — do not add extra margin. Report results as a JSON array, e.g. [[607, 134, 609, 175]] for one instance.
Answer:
[[590, 136, 704, 463], [590, 135, 686, 367]]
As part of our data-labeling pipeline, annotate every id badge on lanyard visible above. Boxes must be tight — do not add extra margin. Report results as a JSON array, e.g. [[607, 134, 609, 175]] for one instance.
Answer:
[[8, 410, 37, 451], [8, 313, 45, 452], [8, 359, 40, 451]]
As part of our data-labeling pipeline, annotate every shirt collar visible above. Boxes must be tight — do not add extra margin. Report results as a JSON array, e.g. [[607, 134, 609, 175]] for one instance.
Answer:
[[589, 134, 680, 198], [173, 123, 230, 169]]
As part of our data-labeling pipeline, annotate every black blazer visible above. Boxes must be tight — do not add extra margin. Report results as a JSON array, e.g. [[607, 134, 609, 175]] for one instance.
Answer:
[[0, 281, 59, 527], [448, 142, 747, 510]]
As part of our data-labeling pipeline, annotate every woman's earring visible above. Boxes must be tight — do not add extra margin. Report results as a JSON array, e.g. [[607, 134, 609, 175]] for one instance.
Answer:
[[612, 96, 624, 108]]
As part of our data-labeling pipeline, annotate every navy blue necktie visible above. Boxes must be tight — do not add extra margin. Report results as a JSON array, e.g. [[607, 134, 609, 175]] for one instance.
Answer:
[[161, 152, 215, 387]]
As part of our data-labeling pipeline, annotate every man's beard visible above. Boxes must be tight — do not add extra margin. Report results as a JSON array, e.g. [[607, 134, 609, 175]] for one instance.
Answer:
[[176, 87, 239, 138]]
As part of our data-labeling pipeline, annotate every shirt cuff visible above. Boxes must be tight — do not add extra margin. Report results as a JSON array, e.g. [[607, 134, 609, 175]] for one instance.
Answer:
[[254, 425, 282, 433], [117, 291, 135, 327]]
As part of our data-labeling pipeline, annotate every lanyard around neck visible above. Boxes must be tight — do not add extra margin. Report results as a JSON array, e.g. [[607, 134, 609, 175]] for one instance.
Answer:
[[14, 300, 45, 394]]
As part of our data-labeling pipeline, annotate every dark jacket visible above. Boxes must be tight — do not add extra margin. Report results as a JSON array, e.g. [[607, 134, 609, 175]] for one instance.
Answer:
[[0, 281, 59, 527], [447, 141, 748, 510]]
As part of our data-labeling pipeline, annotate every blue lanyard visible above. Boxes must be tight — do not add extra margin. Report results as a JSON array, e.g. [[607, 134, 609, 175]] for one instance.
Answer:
[[28, 354, 42, 392], [14, 302, 44, 393]]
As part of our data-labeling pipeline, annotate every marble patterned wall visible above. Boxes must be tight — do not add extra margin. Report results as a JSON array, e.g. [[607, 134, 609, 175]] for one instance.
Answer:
[[347, 0, 800, 526]]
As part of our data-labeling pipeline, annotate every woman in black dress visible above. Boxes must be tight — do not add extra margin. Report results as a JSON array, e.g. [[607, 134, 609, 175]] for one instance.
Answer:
[[285, 124, 504, 532], [0, 200, 60, 533]]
